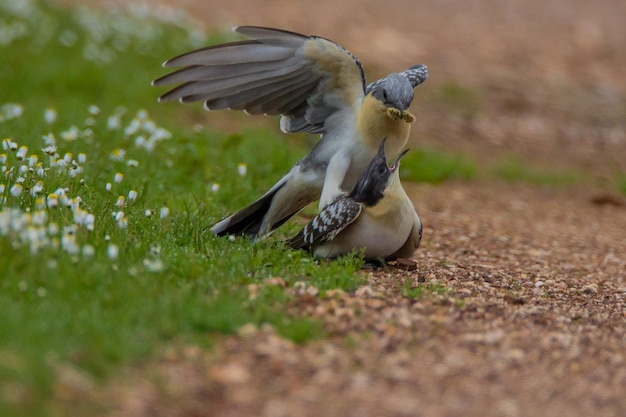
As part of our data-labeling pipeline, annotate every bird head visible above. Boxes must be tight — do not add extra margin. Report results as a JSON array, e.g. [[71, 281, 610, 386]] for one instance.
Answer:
[[371, 73, 414, 113], [349, 139, 409, 206]]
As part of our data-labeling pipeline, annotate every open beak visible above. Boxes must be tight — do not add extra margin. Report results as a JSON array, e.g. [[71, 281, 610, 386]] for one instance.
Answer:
[[390, 149, 409, 171]]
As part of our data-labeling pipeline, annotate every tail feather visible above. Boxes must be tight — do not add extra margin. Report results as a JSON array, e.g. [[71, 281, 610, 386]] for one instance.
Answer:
[[211, 164, 322, 238], [210, 180, 287, 237]]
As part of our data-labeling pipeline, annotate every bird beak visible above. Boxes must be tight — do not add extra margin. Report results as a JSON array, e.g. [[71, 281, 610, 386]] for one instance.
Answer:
[[390, 149, 409, 171], [377, 138, 387, 156]]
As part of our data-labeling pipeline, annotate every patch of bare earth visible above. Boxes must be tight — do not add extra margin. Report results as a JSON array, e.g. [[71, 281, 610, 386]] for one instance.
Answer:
[[52, 1, 625, 415], [83, 183, 624, 417]]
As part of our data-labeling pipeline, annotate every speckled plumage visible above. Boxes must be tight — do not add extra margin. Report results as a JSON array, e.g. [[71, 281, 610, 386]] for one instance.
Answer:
[[287, 140, 422, 261]]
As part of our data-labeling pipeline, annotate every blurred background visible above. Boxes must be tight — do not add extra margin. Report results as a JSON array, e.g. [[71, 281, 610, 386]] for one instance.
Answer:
[[58, 0, 626, 180]]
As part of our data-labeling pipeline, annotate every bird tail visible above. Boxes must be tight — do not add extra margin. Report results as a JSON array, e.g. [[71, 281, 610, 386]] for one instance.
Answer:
[[210, 166, 317, 238], [284, 230, 308, 250], [210, 178, 287, 238]]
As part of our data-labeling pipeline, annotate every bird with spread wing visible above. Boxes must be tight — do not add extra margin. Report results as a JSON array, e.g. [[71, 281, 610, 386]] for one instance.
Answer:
[[153, 26, 428, 239]]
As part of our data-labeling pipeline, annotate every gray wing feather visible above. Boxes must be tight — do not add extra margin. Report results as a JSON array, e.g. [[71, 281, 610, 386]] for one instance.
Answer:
[[158, 64, 313, 103], [154, 56, 304, 86], [154, 26, 366, 134]]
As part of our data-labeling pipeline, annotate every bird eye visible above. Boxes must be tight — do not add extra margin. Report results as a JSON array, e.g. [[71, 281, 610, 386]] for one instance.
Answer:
[[377, 165, 387, 175], [382, 90, 388, 101]]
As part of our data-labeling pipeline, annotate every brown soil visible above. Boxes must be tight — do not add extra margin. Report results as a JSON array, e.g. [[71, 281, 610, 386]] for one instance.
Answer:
[[56, 1, 626, 416], [97, 182, 625, 417]]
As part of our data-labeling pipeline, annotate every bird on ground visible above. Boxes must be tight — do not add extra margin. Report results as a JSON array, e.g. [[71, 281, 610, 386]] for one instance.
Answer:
[[286, 139, 422, 261], [153, 26, 428, 238]]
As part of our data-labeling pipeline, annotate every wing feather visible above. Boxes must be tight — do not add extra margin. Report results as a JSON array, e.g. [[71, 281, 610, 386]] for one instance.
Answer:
[[286, 197, 362, 250], [154, 26, 367, 133]]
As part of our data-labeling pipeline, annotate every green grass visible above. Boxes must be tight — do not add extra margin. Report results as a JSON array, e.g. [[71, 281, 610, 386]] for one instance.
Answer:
[[401, 280, 448, 299], [401, 148, 477, 183], [0, 2, 367, 416], [490, 156, 585, 187]]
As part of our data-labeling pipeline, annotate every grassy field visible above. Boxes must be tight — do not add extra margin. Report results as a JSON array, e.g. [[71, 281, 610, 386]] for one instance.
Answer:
[[0, 1, 622, 416], [0, 2, 368, 416]]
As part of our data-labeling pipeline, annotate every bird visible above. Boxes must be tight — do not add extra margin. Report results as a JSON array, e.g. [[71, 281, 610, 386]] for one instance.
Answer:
[[286, 139, 422, 261], [152, 26, 428, 238]]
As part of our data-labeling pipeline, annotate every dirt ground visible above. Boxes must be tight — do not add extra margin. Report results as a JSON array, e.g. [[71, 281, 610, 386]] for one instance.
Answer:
[[99, 183, 625, 417], [57, 1, 625, 416]]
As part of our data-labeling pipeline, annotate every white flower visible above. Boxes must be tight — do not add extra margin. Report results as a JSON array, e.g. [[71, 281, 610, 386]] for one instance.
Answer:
[[107, 114, 121, 130], [116, 196, 126, 207], [159, 207, 169, 218], [107, 244, 119, 260], [117, 216, 128, 229], [124, 119, 140, 136], [28, 154, 38, 167], [31, 180, 44, 196], [142, 119, 156, 133], [2, 138, 17, 151], [88, 105, 100, 115], [10, 184, 23, 197], [32, 210, 47, 226], [48, 222, 59, 236], [42, 133, 56, 145], [143, 257, 164, 272], [237, 163, 247, 177], [77, 153, 87, 164], [84, 214, 95, 231], [73, 208, 87, 225], [150, 127, 171, 141], [110, 148, 126, 161], [2, 103, 23, 120], [114, 172, 124, 183], [82, 244, 95, 257], [16, 146, 28, 160], [61, 233, 79, 255], [211, 183, 220, 193], [43, 144, 57, 156], [144, 209, 153, 217], [126, 159, 139, 167], [47, 193, 59, 208], [44, 108, 57, 124], [105, 182, 112, 191], [60, 126, 80, 141], [128, 190, 138, 202]]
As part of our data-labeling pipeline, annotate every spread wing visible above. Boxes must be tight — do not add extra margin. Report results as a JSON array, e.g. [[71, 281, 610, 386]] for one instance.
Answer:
[[365, 64, 429, 94], [286, 197, 362, 250], [153, 26, 366, 134]]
